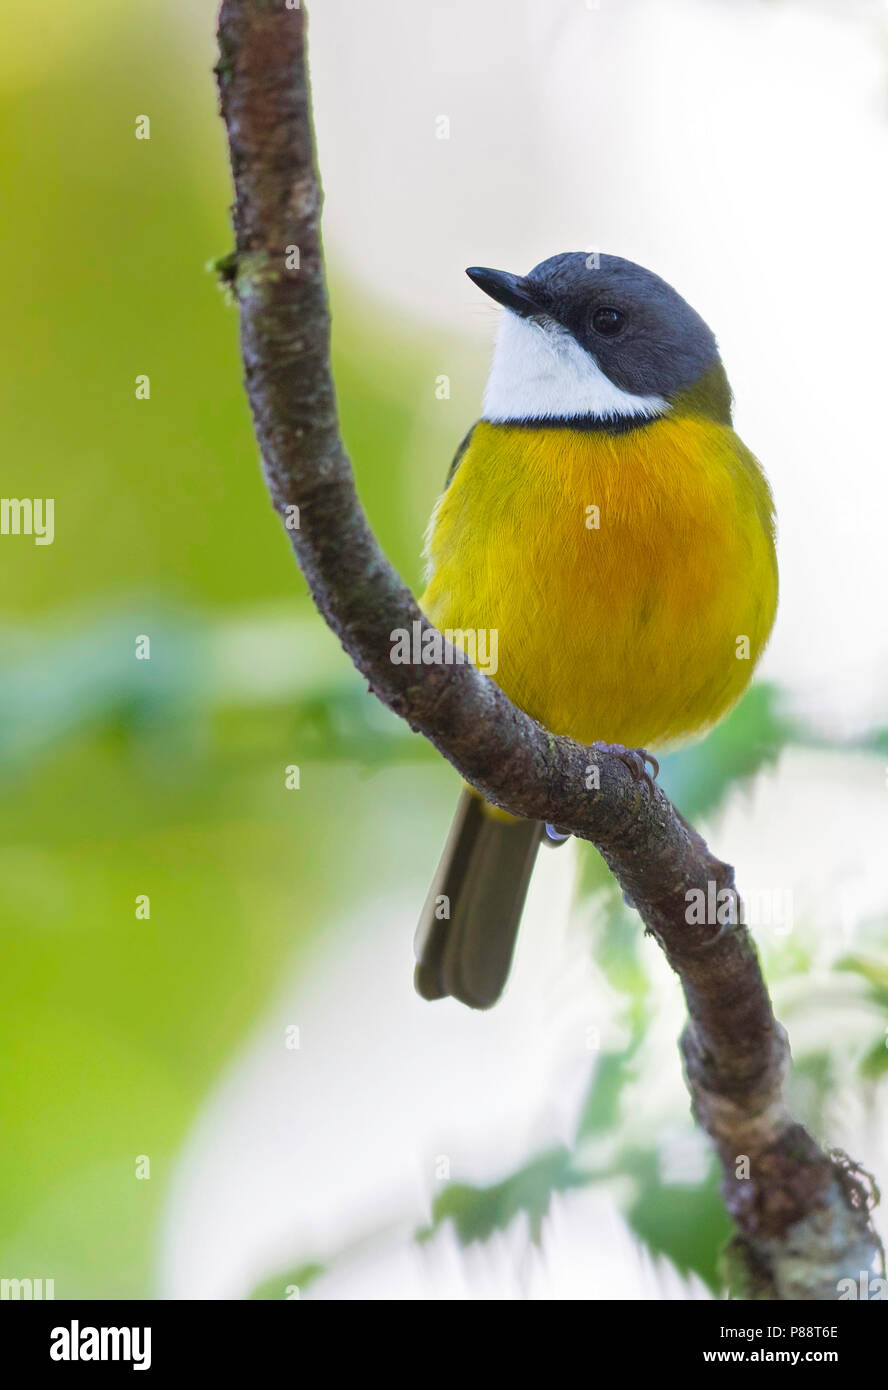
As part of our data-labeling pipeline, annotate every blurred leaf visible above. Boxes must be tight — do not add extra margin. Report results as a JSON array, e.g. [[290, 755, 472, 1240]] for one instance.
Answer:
[[621, 1148, 731, 1292], [860, 1043, 888, 1081], [836, 957, 888, 1080], [837, 954, 888, 998], [249, 1263, 325, 1301], [0, 601, 432, 775], [576, 1040, 642, 1140], [786, 1051, 835, 1133], [419, 1147, 584, 1246], [0, 606, 212, 772], [657, 683, 796, 822]]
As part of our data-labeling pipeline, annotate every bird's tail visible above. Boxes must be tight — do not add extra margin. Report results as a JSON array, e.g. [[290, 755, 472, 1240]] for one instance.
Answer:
[[414, 788, 544, 1009]]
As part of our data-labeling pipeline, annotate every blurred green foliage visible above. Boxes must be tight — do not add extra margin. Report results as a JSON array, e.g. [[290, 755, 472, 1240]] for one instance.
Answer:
[[0, 0, 451, 1298], [838, 957, 888, 1079], [421, 1148, 585, 1246]]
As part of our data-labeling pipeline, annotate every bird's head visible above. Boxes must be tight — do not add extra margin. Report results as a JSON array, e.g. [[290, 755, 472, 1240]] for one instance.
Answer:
[[467, 252, 729, 427]]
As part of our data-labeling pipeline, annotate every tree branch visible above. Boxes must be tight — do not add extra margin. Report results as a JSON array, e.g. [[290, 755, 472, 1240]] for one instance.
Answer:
[[215, 0, 880, 1299]]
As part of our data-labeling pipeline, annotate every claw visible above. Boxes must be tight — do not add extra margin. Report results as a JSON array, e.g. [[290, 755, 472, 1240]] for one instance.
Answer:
[[543, 822, 571, 848], [604, 743, 660, 794]]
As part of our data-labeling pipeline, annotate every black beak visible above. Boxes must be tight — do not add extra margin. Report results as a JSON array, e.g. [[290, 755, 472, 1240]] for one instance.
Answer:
[[465, 266, 542, 319]]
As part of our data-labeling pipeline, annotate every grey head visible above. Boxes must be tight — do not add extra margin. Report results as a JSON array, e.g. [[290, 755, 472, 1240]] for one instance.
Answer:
[[466, 253, 726, 423]]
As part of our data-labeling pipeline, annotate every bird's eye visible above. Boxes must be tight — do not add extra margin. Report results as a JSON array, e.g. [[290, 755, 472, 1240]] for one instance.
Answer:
[[592, 306, 625, 337]]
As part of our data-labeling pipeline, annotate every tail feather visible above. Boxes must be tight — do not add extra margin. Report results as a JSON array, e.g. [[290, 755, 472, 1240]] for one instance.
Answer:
[[414, 789, 543, 1009]]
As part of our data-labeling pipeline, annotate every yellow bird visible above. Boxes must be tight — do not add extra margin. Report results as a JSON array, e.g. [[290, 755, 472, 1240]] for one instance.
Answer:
[[415, 253, 777, 1010]]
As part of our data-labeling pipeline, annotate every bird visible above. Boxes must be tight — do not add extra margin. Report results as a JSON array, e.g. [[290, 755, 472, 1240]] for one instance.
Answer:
[[414, 252, 777, 1010]]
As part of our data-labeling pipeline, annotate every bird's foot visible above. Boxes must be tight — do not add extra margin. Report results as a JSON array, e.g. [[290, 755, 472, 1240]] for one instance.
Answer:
[[600, 743, 660, 795], [543, 822, 571, 848]]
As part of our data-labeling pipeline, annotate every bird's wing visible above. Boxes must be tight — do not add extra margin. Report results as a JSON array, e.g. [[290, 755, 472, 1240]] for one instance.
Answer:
[[444, 422, 478, 489]]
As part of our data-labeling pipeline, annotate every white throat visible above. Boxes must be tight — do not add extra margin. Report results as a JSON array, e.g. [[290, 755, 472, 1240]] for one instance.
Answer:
[[481, 312, 668, 424]]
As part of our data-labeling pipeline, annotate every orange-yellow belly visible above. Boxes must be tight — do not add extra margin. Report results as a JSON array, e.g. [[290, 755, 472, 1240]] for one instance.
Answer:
[[420, 416, 777, 751]]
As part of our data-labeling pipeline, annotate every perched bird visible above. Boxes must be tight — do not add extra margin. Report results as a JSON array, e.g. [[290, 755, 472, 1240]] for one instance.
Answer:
[[414, 253, 777, 1009]]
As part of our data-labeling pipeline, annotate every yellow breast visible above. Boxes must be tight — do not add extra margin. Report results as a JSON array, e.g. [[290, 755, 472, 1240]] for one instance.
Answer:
[[420, 415, 777, 751]]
